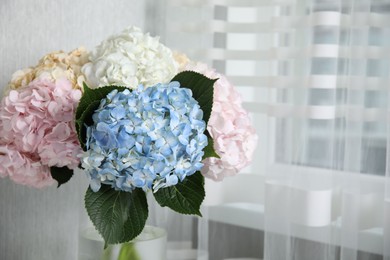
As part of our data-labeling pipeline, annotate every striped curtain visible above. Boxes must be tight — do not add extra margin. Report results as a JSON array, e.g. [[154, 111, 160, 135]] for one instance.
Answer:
[[156, 0, 390, 259]]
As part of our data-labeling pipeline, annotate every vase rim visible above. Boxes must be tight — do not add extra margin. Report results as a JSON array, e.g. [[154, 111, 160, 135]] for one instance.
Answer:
[[80, 225, 167, 243]]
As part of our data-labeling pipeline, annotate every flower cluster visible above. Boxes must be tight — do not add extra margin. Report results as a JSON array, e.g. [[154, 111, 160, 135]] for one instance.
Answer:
[[0, 26, 258, 192], [82, 27, 178, 89], [0, 79, 82, 187], [184, 63, 258, 181], [0, 26, 259, 247], [7, 47, 88, 93], [82, 82, 207, 192]]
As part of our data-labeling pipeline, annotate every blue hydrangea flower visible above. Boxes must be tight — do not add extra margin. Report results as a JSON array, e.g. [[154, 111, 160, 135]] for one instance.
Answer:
[[81, 82, 208, 192]]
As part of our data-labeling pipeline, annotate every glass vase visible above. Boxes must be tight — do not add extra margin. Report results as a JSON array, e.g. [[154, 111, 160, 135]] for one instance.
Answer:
[[78, 225, 167, 260]]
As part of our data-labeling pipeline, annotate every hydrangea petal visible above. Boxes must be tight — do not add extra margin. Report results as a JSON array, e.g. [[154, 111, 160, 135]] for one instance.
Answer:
[[82, 82, 207, 192], [184, 62, 258, 181]]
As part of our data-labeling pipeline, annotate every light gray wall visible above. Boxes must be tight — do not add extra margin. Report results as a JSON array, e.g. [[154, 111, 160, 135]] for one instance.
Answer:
[[0, 1, 145, 259]]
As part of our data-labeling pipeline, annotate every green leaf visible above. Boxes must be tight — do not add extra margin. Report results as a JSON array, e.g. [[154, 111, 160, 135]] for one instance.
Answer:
[[203, 138, 220, 159], [75, 83, 128, 150], [85, 185, 148, 246], [76, 100, 100, 150], [75, 83, 127, 121], [50, 166, 74, 188], [154, 172, 205, 216], [171, 71, 217, 124]]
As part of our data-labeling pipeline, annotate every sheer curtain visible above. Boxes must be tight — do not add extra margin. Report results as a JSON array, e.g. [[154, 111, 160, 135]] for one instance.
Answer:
[[158, 0, 390, 260], [264, 0, 390, 260]]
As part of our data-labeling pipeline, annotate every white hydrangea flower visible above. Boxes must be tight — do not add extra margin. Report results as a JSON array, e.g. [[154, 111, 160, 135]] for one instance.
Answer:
[[82, 26, 178, 89]]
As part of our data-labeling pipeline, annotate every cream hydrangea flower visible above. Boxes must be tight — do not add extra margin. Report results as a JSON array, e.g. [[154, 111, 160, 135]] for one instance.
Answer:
[[173, 51, 190, 71], [81, 26, 178, 89], [7, 47, 88, 93]]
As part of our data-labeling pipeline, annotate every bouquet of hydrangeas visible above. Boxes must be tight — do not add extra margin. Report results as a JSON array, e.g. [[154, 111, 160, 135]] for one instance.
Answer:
[[0, 27, 257, 246]]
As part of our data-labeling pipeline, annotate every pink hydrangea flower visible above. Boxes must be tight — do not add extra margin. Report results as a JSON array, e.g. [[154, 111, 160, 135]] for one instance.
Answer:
[[0, 144, 53, 188], [185, 63, 258, 181], [0, 78, 82, 187]]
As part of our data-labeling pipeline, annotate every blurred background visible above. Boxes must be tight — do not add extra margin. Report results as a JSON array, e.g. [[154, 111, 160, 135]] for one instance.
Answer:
[[1, 0, 390, 259]]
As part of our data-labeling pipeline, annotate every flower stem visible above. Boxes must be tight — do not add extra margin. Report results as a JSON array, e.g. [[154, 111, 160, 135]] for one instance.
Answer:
[[118, 242, 141, 260]]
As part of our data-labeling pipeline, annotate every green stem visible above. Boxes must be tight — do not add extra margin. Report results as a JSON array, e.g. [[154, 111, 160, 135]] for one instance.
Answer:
[[118, 243, 141, 260], [102, 245, 113, 260]]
